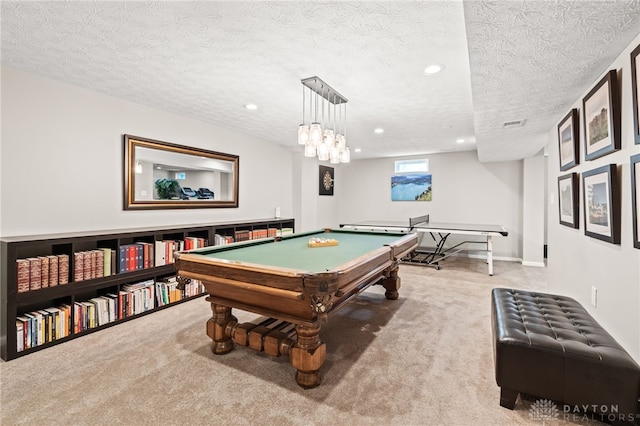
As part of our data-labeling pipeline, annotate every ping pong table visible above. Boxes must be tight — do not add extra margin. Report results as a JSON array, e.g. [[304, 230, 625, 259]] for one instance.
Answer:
[[339, 215, 508, 276]]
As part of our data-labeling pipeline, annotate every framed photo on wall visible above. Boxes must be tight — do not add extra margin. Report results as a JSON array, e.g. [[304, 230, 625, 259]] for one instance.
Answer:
[[631, 154, 640, 249], [558, 172, 579, 228], [582, 70, 620, 161], [319, 165, 334, 196], [391, 174, 432, 201], [631, 44, 640, 145], [582, 164, 620, 244], [558, 109, 579, 171]]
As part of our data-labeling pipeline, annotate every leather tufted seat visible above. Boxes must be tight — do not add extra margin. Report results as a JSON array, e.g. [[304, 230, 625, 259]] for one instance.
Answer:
[[491, 288, 640, 417]]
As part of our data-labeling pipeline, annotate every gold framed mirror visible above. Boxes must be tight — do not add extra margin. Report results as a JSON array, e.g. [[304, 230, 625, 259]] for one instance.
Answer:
[[123, 134, 239, 210]]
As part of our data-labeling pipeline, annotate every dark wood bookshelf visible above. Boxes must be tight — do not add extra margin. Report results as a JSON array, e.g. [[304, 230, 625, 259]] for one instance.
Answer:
[[1, 218, 294, 361]]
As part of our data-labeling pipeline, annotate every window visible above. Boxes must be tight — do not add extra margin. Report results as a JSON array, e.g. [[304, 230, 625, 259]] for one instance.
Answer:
[[395, 159, 429, 173]]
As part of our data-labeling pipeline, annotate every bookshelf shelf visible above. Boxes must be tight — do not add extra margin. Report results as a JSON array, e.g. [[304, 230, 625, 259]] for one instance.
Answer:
[[1, 218, 294, 361]]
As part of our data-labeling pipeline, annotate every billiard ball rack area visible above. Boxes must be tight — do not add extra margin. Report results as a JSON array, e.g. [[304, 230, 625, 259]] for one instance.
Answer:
[[0, 218, 295, 361]]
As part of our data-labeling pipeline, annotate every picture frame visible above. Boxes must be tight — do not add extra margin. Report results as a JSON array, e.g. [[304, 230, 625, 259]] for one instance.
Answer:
[[582, 70, 620, 161], [558, 109, 579, 171], [558, 172, 579, 228], [391, 174, 432, 201], [631, 44, 640, 145], [631, 154, 640, 249], [582, 164, 620, 244], [319, 165, 334, 196]]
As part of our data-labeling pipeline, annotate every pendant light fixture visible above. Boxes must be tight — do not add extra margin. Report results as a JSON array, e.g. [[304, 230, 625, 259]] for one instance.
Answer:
[[298, 76, 350, 163]]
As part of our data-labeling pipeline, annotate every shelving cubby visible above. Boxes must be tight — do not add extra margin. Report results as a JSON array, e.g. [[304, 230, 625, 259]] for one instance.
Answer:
[[1, 218, 294, 361]]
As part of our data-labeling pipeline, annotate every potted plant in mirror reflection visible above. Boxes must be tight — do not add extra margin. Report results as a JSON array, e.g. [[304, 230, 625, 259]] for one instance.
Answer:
[[155, 178, 180, 200]]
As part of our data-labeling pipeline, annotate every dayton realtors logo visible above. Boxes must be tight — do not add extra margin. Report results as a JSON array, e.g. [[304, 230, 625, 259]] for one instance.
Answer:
[[529, 399, 559, 422], [529, 398, 638, 423]]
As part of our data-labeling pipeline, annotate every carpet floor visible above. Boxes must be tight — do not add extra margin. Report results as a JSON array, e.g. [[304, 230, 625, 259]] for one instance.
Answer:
[[1, 258, 603, 425]]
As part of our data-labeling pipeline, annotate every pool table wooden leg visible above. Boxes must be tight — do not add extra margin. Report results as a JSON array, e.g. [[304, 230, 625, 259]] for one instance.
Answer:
[[290, 324, 326, 389], [207, 300, 237, 355], [381, 263, 401, 300]]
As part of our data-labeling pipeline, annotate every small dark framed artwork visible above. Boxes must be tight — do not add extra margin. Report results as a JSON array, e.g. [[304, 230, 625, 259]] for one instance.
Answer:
[[582, 70, 620, 160], [631, 44, 640, 145], [558, 109, 579, 171], [558, 172, 579, 228], [319, 165, 334, 196], [582, 164, 620, 244], [631, 154, 640, 249]]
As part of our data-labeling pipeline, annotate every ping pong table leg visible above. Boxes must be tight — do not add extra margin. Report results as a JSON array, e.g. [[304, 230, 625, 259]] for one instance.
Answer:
[[487, 235, 493, 276]]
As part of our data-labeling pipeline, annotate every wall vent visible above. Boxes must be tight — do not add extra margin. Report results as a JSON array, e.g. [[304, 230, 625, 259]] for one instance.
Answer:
[[503, 119, 526, 128]]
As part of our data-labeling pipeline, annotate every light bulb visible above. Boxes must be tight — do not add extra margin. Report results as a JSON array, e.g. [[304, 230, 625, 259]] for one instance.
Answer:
[[317, 143, 330, 161], [324, 129, 335, 147], [340, 147, 350, 163], [329, 147, 340, 164], [298, 125, 309, 145], [309, 123, 322, 146], [304, 143, 316, 157]]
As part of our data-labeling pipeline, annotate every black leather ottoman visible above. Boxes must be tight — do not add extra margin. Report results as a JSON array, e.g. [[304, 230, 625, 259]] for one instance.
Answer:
[[491, 288, 640, 419]]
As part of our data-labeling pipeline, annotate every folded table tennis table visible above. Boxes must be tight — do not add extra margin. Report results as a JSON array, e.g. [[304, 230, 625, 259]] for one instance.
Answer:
[[340, 215, 508, 276]]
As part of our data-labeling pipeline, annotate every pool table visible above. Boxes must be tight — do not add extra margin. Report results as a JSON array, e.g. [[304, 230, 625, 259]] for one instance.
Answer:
[[174, 228, 417, 388]]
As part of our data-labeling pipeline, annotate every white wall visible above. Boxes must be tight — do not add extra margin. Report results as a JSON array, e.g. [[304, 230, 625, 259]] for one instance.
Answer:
[[546, 34, 640, 362], [0, 67, 294, 237], [336, 151, 523, 260]]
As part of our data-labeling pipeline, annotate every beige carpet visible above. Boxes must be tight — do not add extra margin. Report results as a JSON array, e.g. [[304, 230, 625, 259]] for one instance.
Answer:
[[0, 258, 602, 425]]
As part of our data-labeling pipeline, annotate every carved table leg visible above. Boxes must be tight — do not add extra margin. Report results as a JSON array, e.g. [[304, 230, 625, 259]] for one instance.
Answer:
[[382, 264, 401, 300], [290, 324, 326, 389], [206, 299, 237, 355]]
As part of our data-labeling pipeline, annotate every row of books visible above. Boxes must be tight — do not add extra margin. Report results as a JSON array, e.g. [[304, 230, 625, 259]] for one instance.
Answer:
[[214, 228, 295, 245], [15, 237, 208, 293], [16, 305, 72, 351], [16, 277, 206, 352], [155, 276, 205, 307], [16, 255, 70, 293], [74, 249, 114, 282]]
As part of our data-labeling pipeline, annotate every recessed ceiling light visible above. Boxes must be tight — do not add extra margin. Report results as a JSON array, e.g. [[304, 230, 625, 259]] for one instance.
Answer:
[[424, 64, 445, 75], [374, 128, 384, 134], [456, 138, 465, 143], [354, 148, 362, 153], [244, 104, 258, 110]]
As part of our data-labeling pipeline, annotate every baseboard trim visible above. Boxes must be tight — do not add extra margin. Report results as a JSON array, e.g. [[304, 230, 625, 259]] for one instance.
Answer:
[[522, 260, 545, 267]]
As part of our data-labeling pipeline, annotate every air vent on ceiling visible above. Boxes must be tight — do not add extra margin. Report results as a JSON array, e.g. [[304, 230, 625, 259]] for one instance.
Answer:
[[503, 119, 526, 128]]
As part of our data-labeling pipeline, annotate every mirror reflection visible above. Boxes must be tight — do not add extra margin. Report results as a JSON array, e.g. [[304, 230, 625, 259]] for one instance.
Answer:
[[124, 135, 239, 210]]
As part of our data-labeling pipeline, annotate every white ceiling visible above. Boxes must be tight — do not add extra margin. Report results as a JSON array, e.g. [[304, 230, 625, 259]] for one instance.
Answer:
[[2, 1, 639, 162]]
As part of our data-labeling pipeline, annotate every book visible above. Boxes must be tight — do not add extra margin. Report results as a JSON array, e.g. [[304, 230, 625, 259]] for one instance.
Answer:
[[154, 241, 166, 266], [44, 307, 60, 340], [16, 320, 24, 352], [73, 252, 84, 282], [95, 250, 104, 278], [58, 254, 69, 284], [47, 255, 59, 286], [99, 248, 113, 276], [28, 257, 42, 290], [16, 259, 30, 293], [39, 256, 50, 288]]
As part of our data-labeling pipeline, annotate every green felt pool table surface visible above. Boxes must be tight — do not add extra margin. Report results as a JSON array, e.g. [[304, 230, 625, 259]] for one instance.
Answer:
[[187, 229, 408, 273]]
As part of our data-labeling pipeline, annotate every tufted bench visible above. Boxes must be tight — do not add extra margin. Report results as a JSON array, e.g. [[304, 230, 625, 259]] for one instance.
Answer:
[[491, 288, 640, 418]]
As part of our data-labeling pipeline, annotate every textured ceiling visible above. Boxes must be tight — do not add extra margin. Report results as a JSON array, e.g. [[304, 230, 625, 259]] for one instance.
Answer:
[[1, 1, 639, 162]]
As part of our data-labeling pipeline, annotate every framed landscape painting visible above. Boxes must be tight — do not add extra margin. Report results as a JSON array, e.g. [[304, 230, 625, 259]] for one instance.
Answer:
[[631, 154, 640, 249], [558, 109, 579, 171], [582, 70, 620, 161], [558, 172, 579, 228], [631, 44, 640, 145], [391, 174, 432, 201], [582, 164, 620, 244]]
